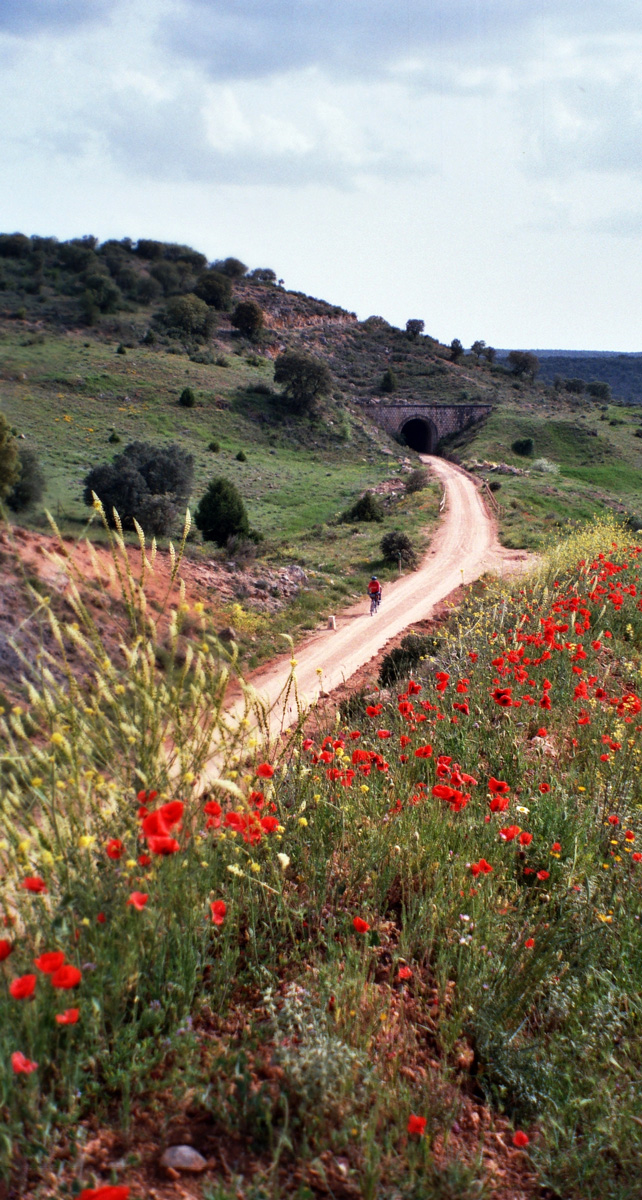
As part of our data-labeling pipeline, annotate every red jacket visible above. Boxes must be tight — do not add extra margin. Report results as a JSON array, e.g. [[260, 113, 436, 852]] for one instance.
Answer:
[[367, 580, 381, 595]]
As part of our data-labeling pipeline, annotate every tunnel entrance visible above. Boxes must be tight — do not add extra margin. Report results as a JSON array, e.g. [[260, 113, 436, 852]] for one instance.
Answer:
[[400, 417, 437, 454]]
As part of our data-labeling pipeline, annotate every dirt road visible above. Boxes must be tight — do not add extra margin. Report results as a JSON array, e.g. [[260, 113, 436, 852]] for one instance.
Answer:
[[239, 456, 529, 735]]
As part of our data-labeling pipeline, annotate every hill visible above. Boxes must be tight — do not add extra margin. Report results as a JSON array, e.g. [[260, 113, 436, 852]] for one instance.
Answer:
[[497, 348, 642, 405]]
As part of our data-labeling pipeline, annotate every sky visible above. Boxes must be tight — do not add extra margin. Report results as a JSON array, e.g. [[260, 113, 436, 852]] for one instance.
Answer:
[[1, 0, 641, 350]]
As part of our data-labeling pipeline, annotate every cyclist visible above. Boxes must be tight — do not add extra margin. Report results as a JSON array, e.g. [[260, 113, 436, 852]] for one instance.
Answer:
[[367, 575, 382, 615]]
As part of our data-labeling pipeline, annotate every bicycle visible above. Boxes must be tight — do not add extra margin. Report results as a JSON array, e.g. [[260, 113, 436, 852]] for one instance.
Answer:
[[369, 591, 381, 616]]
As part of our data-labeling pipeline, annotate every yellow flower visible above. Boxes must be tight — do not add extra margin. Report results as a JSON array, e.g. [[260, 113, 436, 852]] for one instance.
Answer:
[[250, 861, 261, 873], [40, 850, 54, 866], [184, 771, 195, 785], [126, 859, 137, 869], [18, 839, 31, 855], [50, 732, 65, 747], [31, 777, 43, 787], [298, 817, 308, 828], [78, 835, 95, 849], [81, 918, 90, 927], [194, 602, 204, 614], [227, 863, 243, 877]]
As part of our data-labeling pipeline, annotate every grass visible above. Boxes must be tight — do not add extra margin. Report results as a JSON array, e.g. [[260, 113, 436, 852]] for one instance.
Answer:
[[1, 512, 642, 1197]]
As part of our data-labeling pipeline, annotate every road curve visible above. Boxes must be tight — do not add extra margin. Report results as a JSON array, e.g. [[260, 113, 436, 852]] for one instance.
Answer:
[[234, 457, 526, 734]]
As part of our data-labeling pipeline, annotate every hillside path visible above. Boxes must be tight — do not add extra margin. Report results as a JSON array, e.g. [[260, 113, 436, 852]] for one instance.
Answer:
[[237, 456, 529, 737]]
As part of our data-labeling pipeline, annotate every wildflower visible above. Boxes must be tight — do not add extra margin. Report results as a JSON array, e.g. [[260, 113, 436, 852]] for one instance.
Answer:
[[127, 892, 148, 911], [632, 852, 642, 862], [97, 912, 106, 924], [365, 704, 383, 716], [210, 900, 226, 925], [277, 852, 291, 870], [137, 854, 151, 867], [407, 1114, 427, 1136], [9, 974, 36, 1000], [537, 727, 548, 736], [499, 825, 521, 842], [11, 1051, 38, 1075], [34, 951, 65, 974], [256, 763, 275, 778], [20, 876, 47, 894], [524, 938, 535, 949], [147, 836, 180, 855], [0, 940, 13, 962], [488, 777, 510, 794], [607, 814, 619, 825], [353, 917, 370, 933], [489, 795, 510, 813], [512, 1130, 530, 1148], [51, 965, 82, 989], [536, 869, 550, 881], [551, 842, 562, 853], [414, 744, 433, 758], [56, 1008, 80, 1024], [624, 830, 635, 842], [106, 839, 124, 860], [519, 832, 533, 846], [377, 729, 391, 739], [78, 1189, 130, 1200], [539, 783, 550, 793], [470, 859, 493, 876], [397, 965, 412, 980]]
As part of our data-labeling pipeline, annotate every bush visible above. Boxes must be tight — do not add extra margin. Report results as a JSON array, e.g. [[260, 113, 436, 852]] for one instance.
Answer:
[[163, 294, 212, 336], [231, 300, 264, 339], [450, 338, 464, 362], [531, 457, 559, 474], [380, 367, 398, 393], [179, 387, 196, 408], [83, 441, 194, 535], [405, 467, 429, 494], [0, 413, 19, 501], [507, 350, 539, 380], [194, 270, 232, 310], [208, 440, 221, 452], [564, 378, 585, 394], [6, 446, 45, 511], [212, 256, 247, 278], [587, 381, 612, 402], [248, 267, 277, 283], [274, 351, 332, 411], [488, 479, 502, 492], [108, 432, 121, 444], [380, 529, 417, 568], [512, 437, 534, 457], [406, 319, 425, 338], [116, 343, 126, 355], [378, 632, 440, 687], [194, 477, 250, 545], [342, 491, 384, 523], [236, 450, 247, 462]]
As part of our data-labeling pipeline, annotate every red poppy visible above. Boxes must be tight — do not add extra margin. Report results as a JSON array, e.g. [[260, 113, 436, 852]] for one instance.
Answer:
[[302, 738, 314, 751], [407, 1114, 427, 1136], [0, 940, 13, 962], [9, 974, 36, 1000], [519, 832, 533, 847], [537, 727, 547, 736], [11, 1051, 38, 1074], [365, 704, 383, 716], [260, 815, 279, 833], [539, 783, 550, 793], [256, 763, 275, 778], [51, 965, 82, 989], [489, 795, 510, 813], [524, 938, 535, 949], [56, 1008, 80, 1025], [97, 912, 106, 924], [78, 1189, 130, 1200], [127, 892, 148, 911], [536, 869, 550, 881], [137, 854, 151, 867], [105, 839, 124, 860], [377, 729, 391, 739], [625, 830, 636, 842], [607, 814, 619, 825], [147, 836, 180, 856], [512, 1130, 529, 1148], [137, 788, 158, 804], [397, 965, 412, 980], [488, 777, 510, 794], [551, 842, 562, 853], [210, 900, 226, 925], [499, 825, 521, 842], [414, 744, 433, 758], [470, 859, 493, 876], [19, 876, 47, 894], [632, 852, 642, 862], [353, 917, 370, 933], [34, 951, 65, 974]]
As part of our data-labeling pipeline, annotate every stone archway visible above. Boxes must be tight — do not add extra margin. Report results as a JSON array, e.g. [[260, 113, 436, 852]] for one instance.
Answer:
[[399, 416, 437, 453]]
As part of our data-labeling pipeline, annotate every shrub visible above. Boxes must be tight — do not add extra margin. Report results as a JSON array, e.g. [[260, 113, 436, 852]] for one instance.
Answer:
[[231, 300, 264, 339], [564, 378, 585, 394], [194, 477, 250, 545], [236, 450, 247, 462], [634, 429, 642, 439], [379, 632, 440, 686], [507, 350, 539, 380], [405, 467, 429, 494], [6, 446, 45, 511], [208, 440, 221, 452], [212, 256, 247, 278], [83, 441, 194, 534], [248, 267, 277, 283], [274, 351, 332, 411], [0, 413, 19, 501], [342, 491, 384, 523], [406, 319, 425, 338], [587, 381, 612, 402], [83, 271, 122, 313], [488, 479, 502, 492], [116, 343, 126, 355], [531, 457, 560, 474], [179, 387, 196, 408], [163, 294, 212, 336], [512, 437, 534, 456], [194, 270, 232, 310], [108, 432, 121, 444], [380, 529, 417, 568], [450, 338, 464, 362], [380, 367, 398, 393]]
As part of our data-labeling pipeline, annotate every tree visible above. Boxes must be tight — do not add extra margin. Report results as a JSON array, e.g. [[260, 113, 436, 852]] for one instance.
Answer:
[[380, 367, 398, 393], [163, 293, 212, 336], [212, 257, 247, 278], [483, 346, 496, 364], [507, 350, 539, 381], [512, 437, 534, 457], [194, 477, 249, 546], [450, 338, 464, 362], [7, 446, 45, 511], [231, 300, 264, 339], [471, 340, 486, 361], [179, 387, 196, 408], [587, 380, 612, 402], [0, 413, 20, 501], [193, 269, 232, 310], [342, 492, 384, 523], [564, 378, 585, 394], [406, 319, 425, 339], [248, 268, 277, 283], [380, 530, 417, 569], [83, 441, 194, 535], [273, 351, 332, 410]]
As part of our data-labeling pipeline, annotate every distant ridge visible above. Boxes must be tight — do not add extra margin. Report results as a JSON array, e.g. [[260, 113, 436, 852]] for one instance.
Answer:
[[496, 349, 642, 358]]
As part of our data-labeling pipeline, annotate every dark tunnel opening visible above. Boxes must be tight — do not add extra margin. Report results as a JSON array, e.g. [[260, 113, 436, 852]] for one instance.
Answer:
[[400, 417, 437, 454]]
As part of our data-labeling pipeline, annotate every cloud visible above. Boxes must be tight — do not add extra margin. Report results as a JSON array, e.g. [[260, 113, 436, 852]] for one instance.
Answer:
[[0, 0, 116, 36]]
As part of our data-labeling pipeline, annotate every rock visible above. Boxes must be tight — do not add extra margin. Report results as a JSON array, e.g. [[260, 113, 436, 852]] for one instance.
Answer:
[[217, 626, 237, 643], [160, 1145, 207, 1173]]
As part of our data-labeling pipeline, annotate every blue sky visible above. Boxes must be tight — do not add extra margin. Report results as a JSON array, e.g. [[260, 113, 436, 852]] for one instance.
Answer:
[[1, 0, 641, 348]]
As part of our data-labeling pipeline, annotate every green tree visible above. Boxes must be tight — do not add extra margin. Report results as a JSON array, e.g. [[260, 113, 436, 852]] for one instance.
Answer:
[[380, 529, 417, 568], [164, 294, 212, 336], [83, 442, 193, 535], [380, 367, 398, 393], [231, 300, 264, 339], [507, 350, 539, 380], [212, 257, 247, 278], [450, 338, 464, 362], [274, 351, 332, 410], [7, 446, 45, 511], [587, 380, 612, 402], [0, 413, 20, 501], [342, 491, 384, 523], [194, 477, 250, 546], [193, 269, 232, 310], [406, 319, 425, 338], [471, 340, 486, 361]]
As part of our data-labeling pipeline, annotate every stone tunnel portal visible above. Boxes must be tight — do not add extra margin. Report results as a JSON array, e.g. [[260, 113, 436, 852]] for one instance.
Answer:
[[400, 417, 437, 454]]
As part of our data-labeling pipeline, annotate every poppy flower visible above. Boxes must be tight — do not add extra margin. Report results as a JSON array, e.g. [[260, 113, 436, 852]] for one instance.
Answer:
[[625, 830, 636, 842], [97, 912, 106, 924], [537, 727, 547, 737], [512, 1130, 529, 1148], [9, 974, 36, 1000], [407, 1114, 427, 1136], [470, 859, 493, 876], [11, 1051, 38, 1074], [607, 814, 619, 825], [260, 816, 279, 833], [147, 836, 180, 856], [127, 892, 148, 911], [365, 704, 383, 717], [488, 777, 510, 794], [105, 839, 124, 860], [377, 729, 391, 739], [302, 738, 314, 751], [397, 965, 412, 980], [256, 763, 275, 778], [34, 951, 65, 974], [539, 783, 550, 793], [78, 1189, 130, 1200], [353, 917, 370, 933], [551, 842, 562, 853], [0, 940, 13, 962], [19, 876, 47, 894], [519, 832, 533, 847], [632, 852, 642, 863], [536, 869, 550, 881], [499, 825, 521, 842], [137, 854, 151, 867], [414, 744, 433, 758], [56, 1008, 80, 1025], [50, 965, 82, 989], [210, 900, 226, 925], [137, 789, 158, 804], [489, 795, 510, 813], [524, 938, 535, 949]]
